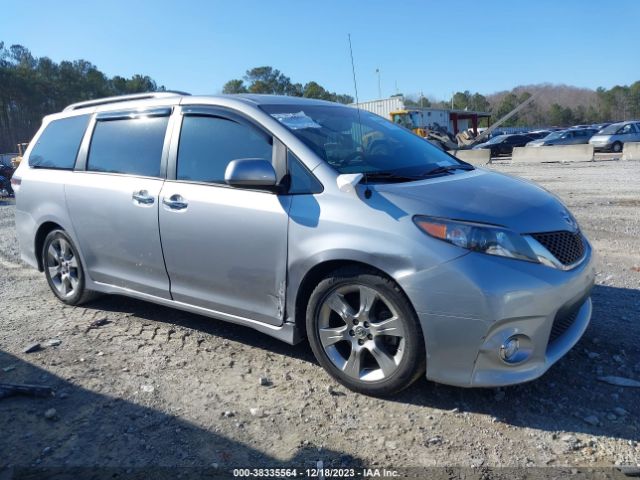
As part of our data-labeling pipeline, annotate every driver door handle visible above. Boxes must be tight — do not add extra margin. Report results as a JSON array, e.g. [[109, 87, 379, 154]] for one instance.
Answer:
[[162, 194, 188, 210]]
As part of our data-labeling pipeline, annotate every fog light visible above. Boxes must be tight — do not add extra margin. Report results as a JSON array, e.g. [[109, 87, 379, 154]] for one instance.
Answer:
[[499, 336, 521, 363]]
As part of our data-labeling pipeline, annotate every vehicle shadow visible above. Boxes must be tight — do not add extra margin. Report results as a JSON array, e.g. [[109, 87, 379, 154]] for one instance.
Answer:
[[0, 350, 362, 477], [83, 294, 317, 364], [393, 284, 640, 442], [82, 285, 640, 443]]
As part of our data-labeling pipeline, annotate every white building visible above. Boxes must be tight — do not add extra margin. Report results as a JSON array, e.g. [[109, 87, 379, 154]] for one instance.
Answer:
[[350, 96, 490, 135]]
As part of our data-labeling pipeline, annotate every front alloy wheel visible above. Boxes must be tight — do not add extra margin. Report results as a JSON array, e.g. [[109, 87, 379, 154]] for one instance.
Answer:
[[318, 284, 405, 382], [307, 267, 425, 396]]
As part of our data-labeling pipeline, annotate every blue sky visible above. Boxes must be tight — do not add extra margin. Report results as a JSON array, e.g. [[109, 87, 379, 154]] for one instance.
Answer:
[[1, 0, 639, 101]]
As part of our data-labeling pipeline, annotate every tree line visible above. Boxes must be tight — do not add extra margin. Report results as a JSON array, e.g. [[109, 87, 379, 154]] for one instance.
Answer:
[[405, 82, 640, 128], [0, 44, 355, 153], [0, 42, 163, 153], [2, 40, 639, 153], [222, 66, 354, 104]]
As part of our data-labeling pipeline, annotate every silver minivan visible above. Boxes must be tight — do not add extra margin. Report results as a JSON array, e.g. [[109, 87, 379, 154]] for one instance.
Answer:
[[13, 92, 595, 395], [526, 128, 597, 147], [589, 120, 640, 152]]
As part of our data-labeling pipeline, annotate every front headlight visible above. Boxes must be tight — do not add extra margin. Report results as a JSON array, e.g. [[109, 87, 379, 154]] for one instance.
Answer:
[[413, 216, 539, 263]]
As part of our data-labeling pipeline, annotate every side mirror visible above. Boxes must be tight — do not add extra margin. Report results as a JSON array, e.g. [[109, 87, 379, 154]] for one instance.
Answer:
[[224, 158, 277, 190]]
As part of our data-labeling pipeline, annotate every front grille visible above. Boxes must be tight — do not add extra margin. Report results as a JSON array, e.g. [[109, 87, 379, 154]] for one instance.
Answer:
[[548, 308, 579, 345], [531, 230, 585, 266]]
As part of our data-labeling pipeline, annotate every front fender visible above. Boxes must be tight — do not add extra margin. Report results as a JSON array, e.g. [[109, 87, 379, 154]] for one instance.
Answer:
[[284, 191, 466, 325]]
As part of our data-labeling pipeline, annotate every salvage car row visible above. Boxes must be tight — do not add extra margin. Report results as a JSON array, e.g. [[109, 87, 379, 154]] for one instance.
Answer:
[[472, 120, 640, 156]]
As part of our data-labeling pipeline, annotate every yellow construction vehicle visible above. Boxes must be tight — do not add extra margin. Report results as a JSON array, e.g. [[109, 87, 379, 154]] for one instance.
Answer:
[[11, 143, 28, 168], [390, 110, 427, 136], [390, 110, 458, 150]]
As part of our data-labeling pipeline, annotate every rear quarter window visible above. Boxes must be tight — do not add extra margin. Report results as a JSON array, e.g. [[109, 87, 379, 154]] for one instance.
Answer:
[[28, 115, 90, 169]]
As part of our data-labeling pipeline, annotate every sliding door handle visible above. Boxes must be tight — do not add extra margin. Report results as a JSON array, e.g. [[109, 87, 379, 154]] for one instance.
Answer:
[[132, 190, 154, 205]]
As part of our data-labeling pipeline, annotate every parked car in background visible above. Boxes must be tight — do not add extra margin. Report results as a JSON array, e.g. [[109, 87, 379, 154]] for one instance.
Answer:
[[13, 92, 595, 395], [0, 158, 15, 197], [526, 128, 597, 147], [0, 177, 9, 198], [472, 134, 534, 157], [589, 121, 640, 152], [524, 130, 551, 140]]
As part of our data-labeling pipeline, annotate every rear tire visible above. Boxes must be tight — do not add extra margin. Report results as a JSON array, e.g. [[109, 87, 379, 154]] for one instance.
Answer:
[[306, 267, 426, 396], [42, 229, 97, 305]]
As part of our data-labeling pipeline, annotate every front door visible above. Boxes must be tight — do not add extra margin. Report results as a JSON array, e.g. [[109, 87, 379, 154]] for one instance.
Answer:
[[159, 108, 290, 325]]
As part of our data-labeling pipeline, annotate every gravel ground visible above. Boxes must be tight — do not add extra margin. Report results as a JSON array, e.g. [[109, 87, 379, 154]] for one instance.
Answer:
[[0, 159, 638, 473]]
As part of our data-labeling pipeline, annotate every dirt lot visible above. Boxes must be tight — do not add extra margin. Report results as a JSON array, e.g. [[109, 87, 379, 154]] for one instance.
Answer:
[[0, 159, 639, 474]]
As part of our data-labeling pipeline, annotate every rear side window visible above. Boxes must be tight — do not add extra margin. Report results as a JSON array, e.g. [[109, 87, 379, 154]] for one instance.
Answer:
[[29, 115, 90, 169], [177, 115, 272, 184], [87, 116, 169, 177]]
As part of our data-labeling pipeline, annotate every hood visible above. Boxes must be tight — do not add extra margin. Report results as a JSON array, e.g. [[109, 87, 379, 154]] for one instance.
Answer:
[[373, 169, 576, 234], [589, 134, 611, 142], [472, 143, 490, 149]]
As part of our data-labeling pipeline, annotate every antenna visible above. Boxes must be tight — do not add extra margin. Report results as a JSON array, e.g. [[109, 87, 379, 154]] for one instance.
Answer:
[[348, 34, 371, 199], [348, 34, 361, 108]]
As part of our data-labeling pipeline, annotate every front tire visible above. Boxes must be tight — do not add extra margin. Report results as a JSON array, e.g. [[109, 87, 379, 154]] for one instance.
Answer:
[[306, 267, 426, 396], [612, 141, 622, 153], [42, 229, 95, 305]]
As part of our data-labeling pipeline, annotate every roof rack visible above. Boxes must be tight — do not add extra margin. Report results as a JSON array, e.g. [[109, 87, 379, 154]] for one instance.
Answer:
[[63, 91, 191, 112]]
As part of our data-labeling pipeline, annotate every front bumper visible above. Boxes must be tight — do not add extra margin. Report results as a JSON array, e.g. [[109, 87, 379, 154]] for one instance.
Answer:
[[589, 142, 612, 152], [399, 242, 596, 387]]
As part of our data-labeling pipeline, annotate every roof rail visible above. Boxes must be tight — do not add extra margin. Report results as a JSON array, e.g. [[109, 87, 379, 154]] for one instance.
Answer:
[[63, 91, 191, 112]]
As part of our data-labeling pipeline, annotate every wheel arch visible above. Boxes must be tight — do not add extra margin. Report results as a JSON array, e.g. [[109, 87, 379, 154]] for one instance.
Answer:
[[292, 258, 415, 339], [35, 221, 65, 271]]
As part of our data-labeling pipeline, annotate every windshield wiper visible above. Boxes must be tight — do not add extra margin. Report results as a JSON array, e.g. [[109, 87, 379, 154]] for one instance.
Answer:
[[422, 164, 475, 176], [359, 164, 474, 183], [361, 172, 424, 183]]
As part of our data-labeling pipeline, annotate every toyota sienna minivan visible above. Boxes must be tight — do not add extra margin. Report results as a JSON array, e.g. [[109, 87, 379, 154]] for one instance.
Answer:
[[13, 92, 595, 395]]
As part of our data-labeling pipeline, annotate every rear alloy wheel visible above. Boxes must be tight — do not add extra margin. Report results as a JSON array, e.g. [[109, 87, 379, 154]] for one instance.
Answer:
[[612, 141, 623, 153], [306, 267, 425, 396], [42, 229, 95, 305]]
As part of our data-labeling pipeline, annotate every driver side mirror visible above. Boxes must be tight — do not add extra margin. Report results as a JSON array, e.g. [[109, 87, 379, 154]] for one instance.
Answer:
[[224, 158, 277, 190]]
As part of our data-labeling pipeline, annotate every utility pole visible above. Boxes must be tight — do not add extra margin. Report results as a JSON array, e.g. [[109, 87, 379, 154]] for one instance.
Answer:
[[375, 68, 382, 99]]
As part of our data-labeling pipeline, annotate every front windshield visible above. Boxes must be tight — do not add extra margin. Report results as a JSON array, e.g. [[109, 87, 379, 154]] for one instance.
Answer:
[[544, 131, 565, 140], [485, 134, 508, 144], [261, 104, 461, 176], [598, 124, 622, 135]]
